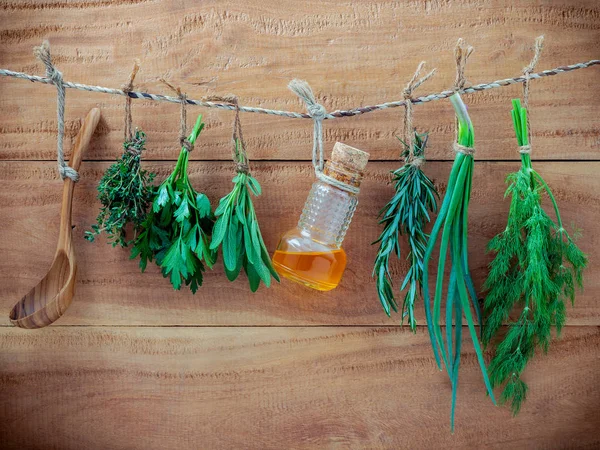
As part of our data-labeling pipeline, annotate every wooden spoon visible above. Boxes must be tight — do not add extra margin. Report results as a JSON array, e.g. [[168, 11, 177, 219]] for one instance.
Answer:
[[9, 108, 101, 329]]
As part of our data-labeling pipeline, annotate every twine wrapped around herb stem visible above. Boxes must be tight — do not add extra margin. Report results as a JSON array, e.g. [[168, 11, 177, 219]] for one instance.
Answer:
[[203, 94, 250, 174], [402, 61, 436, 166], [452, 39, 475, 155], [160, 79, 193, 152], [122, 61, 140, 145], [522, 35, 545, 150], [33, 40, 79, 181]]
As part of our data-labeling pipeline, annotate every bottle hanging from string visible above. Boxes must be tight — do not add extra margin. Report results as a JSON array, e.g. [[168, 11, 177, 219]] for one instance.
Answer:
[[272, 142, 369, 291]]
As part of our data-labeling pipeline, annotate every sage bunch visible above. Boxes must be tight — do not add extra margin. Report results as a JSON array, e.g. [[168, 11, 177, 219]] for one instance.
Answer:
[[373, 131, 438, 331], [422, 93, 495, 430], [210, 140, 279, 291], [482, 99, 587, 415], [131, 114, 216, 293]]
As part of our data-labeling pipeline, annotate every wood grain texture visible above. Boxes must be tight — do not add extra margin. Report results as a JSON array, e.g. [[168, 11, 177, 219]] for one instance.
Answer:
[[0, 0, 599, 162], [1, 326, 599, 450], [1, 1, 599, 448], [1, 160, 597, 326]]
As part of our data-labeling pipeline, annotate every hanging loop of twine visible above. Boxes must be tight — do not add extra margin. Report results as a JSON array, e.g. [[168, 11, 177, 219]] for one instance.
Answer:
[[452, 38, 474, 151], [33, 40, 79, 181], [288, 79, 328, 172], [203, 94, 250, 174], [453, 38, 474, 92], [122, 61, 140, 144], [522, 35, 544, 149], [160, 79, 193, 152], [402, 61, 436, 166]]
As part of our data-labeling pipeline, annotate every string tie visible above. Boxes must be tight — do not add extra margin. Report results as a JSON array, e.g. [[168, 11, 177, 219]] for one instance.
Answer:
[[402, 61, 436, 167], [34, 40, 79, 182], [454, 143, 475, 156], [522, 35, 544, 150], [519, 144, 532, 154], [288, 79, 328, 172]]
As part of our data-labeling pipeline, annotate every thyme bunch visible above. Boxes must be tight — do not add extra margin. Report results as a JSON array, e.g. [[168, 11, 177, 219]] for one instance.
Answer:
[[422, 93, 495, 430], [85, 130, 155, 247], [483, 99, 587, 415], [210, 140, 279, 292], [131, 114, 216, 293], [373, 131, 438, 331]]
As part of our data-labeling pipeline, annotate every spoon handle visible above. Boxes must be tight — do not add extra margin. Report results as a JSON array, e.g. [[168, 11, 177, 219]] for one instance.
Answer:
[[58, 108, 101, 249]]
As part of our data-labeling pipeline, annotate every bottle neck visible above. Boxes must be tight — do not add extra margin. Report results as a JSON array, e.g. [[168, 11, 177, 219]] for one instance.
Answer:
[[321, 160, 364, 190]]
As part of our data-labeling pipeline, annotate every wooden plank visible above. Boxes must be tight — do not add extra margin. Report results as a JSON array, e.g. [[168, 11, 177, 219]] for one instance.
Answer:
[[1, 326, 598, 449], [1, 160, 597, 326], [0, 1, 599, 162]]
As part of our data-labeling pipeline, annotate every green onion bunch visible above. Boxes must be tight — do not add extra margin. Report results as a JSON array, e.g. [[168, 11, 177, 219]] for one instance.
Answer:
[[482, 99, 587, 415], [422, 93, 495, 430]]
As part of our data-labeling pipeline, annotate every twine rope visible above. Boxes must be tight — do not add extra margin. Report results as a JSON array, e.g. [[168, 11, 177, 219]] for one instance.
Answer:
[[122, 61, 140, 143], [203, 95, 250, 174], [402, 61, 436, 166], [454, 143, 475, 156], [519, 144, 532, 154], [33, 41, 79, 181], [2, 55, 597, 120], [288, 79, 327, 172], [452, 39, 474, 156], [287, 79, 359, 194], [523, 35, 545, 149], [161, 79, 193, 152]]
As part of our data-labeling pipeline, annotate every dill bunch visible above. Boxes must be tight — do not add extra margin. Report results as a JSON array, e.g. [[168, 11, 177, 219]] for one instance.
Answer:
[[131, 115, 216, 293], [422, 93, 495, 431], [372, 131, 438, 331], [483, 99, 587, 415], [85, 129, 156, 247]]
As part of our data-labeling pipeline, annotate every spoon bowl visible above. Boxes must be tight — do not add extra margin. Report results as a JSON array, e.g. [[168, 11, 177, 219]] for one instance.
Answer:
[[9, 108, 101, 329]]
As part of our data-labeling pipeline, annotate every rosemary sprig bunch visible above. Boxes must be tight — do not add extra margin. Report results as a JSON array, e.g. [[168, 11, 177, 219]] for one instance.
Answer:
[[373, 131, 438, 331], [131, 115, 216, 293], [422, 93, 495, 430], [210, 140, 279, 292], [482, 99, 587, 415], [85, 130, 155, 247]]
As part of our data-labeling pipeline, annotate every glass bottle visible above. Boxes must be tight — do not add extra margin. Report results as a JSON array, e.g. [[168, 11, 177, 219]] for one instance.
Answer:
[[272, 142, 369, 291]]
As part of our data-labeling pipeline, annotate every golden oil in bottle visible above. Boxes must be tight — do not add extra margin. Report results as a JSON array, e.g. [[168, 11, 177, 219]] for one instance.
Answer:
[[272, 142, 369, 291]]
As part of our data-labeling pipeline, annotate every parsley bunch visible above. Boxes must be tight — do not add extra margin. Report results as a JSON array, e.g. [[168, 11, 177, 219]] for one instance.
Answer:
[[131, 114, 216, 293], [482, 99, 587, 415], [85, 130, 155, 247], [210, 140, 279, 292], [422, 93, 495, 430], [373, 131, 438, 331]]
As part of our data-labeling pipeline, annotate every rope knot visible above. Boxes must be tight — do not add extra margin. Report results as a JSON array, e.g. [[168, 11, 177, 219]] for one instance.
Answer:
[[453, 38, 474, 92], [307, 102, 326, 120], [288, 78, 328, 172], [402, 61, 436, 166], [33, 40, 79, 182], [181, 138, 193, 152], [519, 144, 532, 154]]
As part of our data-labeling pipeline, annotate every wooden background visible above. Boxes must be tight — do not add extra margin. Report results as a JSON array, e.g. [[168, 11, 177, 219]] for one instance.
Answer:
[[1, 1, 599, 448]]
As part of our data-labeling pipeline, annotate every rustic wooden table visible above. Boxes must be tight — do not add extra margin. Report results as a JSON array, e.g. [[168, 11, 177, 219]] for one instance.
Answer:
[[1, 1, 599, 448]]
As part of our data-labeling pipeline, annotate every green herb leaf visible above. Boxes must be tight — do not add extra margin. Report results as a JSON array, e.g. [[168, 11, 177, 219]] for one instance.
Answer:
[[211, 172, 278, 291], [131, 115, 216, 293], [87, 129, 156, 247], [483, 98, 587, 416]]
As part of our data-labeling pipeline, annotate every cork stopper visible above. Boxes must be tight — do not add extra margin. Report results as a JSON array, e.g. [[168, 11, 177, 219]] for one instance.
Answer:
[[331, 142, 369, 171]]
